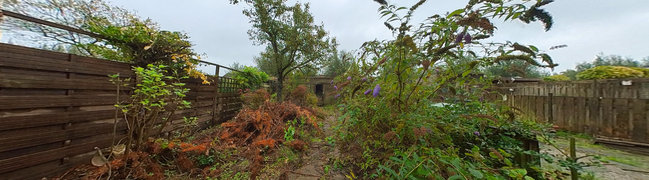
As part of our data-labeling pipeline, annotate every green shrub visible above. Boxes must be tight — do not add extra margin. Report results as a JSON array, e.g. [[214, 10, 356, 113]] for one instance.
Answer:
[[543, 74, 571, 81], [306, 93, 319, 107], [228, 66, 269, 90], [576, 66, 644, 80], [630, 67, 649, 77]]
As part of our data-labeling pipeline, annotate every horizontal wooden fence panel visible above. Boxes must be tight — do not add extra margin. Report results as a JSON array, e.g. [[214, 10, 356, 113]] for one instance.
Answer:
[[496, 79, 649, 145], [0, 43, 243, 179]]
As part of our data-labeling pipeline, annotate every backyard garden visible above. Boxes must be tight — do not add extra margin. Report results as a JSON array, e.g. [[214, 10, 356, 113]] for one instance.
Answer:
[[2, 0, 649, 179]]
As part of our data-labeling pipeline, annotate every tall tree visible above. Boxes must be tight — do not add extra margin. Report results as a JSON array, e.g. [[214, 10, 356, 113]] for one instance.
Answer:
[[482, 60, 550, 78], [232, 0, 335, 100], [323, 50, 354, 77]]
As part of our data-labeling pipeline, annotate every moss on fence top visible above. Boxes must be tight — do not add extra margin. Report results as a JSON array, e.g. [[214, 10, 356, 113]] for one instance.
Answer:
[[543, 74, 571, 81], [576, 66, 647, 80]]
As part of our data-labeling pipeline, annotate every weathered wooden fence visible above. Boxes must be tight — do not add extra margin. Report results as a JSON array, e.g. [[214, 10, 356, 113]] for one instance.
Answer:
[[0, 43, 242, 179], [495, 79, 649, 145]]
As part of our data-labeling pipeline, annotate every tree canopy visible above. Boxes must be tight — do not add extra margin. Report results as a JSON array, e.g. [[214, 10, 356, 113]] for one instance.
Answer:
[[231, 0, 336, 100]]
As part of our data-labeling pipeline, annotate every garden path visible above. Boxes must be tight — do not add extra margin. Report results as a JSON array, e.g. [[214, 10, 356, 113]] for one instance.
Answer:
[[286, 113, 346, 180]]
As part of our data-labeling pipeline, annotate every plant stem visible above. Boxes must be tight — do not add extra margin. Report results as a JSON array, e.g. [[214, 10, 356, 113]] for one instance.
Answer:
[[570, 137, 578, 180]]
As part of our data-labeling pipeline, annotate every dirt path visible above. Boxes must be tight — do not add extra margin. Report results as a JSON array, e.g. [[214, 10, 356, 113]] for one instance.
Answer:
[[286, 114, 345, 180]]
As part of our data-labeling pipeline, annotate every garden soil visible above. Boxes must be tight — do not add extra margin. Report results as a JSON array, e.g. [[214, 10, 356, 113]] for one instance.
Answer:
[[286, 114, 346, 180]]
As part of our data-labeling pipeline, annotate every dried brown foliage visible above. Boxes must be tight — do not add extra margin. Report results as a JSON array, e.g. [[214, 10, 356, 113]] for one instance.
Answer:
[[241, 88, 270, 109], [220, 101, 317, 147], [289, 140, 307, 152], [83, 152, 163, 180], [218, 101, 318, 178], [287, 85, 308, 106], [63, 99, 319, 179]]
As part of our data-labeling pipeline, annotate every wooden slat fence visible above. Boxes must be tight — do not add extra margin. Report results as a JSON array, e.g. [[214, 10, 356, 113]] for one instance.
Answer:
[[494, 79, 649, 145], [0, 43, 243, 179]]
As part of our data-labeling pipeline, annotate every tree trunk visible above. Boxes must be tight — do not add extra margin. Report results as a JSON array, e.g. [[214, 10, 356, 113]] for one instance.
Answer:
[[276, 76, 284, 101]]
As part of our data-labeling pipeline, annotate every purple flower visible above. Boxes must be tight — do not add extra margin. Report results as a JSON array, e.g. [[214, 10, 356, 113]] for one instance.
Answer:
[[364, 89, 372, 95], [347, 76, 352, 81], [464, 34, 472, 44], [335, 94, 341, 99], [455, 32, 465, 43], [473, 131, 480, 136], [372, 84, 381, 97], [334, 85, 338, 90], [330, 80, 334, 84], [362, 77, 367, 82]]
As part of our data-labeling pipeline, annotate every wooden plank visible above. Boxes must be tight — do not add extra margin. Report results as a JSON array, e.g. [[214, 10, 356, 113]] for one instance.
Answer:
[[614, 99, 630, 139], [584, 98, 593, 134], [0, 141, 61, 160], [576, 97, 586, 133], [0, 109, 115, 131], [0, 52, 134, 76], [0, 43, 68, 61], [631, 99, 648, 143], [0, 95, 125, 109], [8, 151, 95, 180], [0, 88, 67, 96], [0, 73, 129, 90], [600, 98, 613, 136], [0, 122, 127, 153], [565, 97, 575, 131], [0, 132, 119, 174], [557, 97, 566, 129], [2, 159, 63, 180], [535, 96, 544, 123]]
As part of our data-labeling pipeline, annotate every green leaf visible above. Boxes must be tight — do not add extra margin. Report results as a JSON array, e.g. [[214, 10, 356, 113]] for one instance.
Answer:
[[448, 175, 466, 180], [468, 168, 484, 179], [378, 165, 399, 177], [447, 9, 465, 18]]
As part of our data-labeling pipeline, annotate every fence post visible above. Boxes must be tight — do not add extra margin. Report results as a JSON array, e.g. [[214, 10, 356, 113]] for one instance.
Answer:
[[593, 80, 601, 135], [212, 66, 220, 125], [62, 54, 76, 165], [548, 92, 553, 124]]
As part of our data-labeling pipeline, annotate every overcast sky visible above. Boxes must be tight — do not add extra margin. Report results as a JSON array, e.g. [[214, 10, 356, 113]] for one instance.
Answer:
[[30, 0, 649, 73]]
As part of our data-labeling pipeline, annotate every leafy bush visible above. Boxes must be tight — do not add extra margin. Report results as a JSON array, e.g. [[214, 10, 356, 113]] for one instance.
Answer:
[[228, 66, 269, 90], [576, 66, 644, 80], [112, 64, 191, 159], [544, 74, 571, 81], [630, 67, 649, 77], [327, 0, 564, 179], [87, 18, 210, 84]]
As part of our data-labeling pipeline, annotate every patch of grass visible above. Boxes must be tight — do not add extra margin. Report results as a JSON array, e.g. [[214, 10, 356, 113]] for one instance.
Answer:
[[602, 156, 642, 167], [277, 146, 301, 165], [549, 131, 649, 170]]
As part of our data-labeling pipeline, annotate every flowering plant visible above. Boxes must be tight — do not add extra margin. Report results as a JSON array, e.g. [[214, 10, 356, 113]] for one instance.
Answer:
[[330, 0, 561, 179]]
